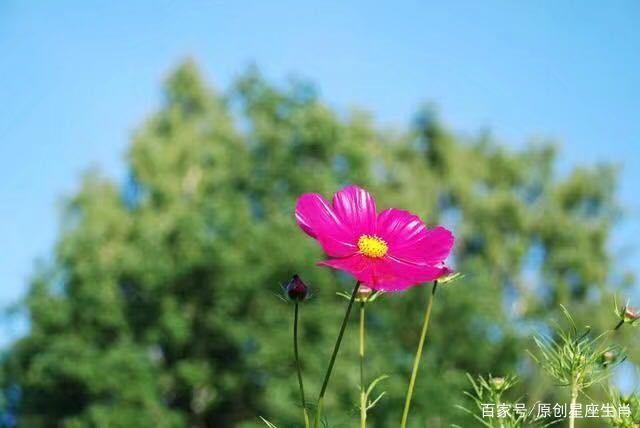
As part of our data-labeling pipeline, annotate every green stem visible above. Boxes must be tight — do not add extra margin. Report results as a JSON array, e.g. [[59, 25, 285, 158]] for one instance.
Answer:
[[314, 281, 361, 428], [400, 281, 438, 428], [569, 379, 578, 428], [293, 302, 310, 428], [614, 319, 624, 331], [495, 393, 505, 428], [359, 300, 366, 428]]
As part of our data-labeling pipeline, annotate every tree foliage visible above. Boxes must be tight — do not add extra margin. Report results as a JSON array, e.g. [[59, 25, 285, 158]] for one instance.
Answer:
[[1, 60, 632, 427]]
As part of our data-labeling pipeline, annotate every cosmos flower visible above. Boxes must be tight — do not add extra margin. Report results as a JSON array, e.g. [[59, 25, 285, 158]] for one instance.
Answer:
[[295, 185, 454, 291]]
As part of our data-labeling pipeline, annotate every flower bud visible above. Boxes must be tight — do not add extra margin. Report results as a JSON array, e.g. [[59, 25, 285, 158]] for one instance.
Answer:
[[600, 350, 619, 368], [356, 286, 374, 302], [623, 306, 640, 324], [285, 275, 310, 302], [489, 377, 506, 392]]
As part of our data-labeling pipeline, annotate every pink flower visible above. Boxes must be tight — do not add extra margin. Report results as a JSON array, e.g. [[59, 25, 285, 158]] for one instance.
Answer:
[[295, 185, 454, 291]]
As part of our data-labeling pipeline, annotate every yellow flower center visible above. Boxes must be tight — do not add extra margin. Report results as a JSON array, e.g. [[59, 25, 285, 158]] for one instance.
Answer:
[[357, 235, 388, 258]]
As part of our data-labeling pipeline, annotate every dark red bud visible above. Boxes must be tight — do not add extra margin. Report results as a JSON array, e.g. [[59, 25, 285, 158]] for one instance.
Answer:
[[285, 275, 310, 302]]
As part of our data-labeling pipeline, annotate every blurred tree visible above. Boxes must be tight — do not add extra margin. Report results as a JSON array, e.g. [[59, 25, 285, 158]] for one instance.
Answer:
[[1, 60, 633, 427]]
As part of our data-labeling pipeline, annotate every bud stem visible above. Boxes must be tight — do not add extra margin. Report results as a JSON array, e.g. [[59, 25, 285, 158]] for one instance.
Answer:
[[359, 300, 366, 428], [613, 319, 624, 331], [569, 377, 579, 428], [293, 302, 310, 428], [400, 280, 438, 428], [314, 281, 361, 428]]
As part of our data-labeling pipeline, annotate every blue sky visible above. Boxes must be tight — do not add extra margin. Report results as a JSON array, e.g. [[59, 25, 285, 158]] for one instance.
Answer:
[[1, 1, 639, 346]]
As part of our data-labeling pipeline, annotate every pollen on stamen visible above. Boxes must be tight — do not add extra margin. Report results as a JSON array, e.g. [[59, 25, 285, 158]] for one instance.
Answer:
[[357, 235, 388, 258]]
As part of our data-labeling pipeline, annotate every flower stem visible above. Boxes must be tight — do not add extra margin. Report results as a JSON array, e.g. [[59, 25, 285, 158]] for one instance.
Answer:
[[293, 302, 310, 428], [359, 300, 366, 428], [614, 319, 624, 331], [314, 281, 361, 428], [569, 378, 578, 428], [400, 281, 438, 428], [496, 394, 506, 428]]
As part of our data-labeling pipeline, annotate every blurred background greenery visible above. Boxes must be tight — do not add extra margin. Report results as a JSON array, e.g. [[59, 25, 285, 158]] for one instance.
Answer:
[[1, 61, 636, 427]]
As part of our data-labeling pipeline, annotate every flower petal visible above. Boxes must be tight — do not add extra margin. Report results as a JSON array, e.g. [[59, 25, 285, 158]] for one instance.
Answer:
[[377, 256, 451, 291], [412, 226, 455, 264], [332, 185, 377, 237], [376, 208, 426, 247], [377, 209, 454, 265], [319, 254, 376, 285], [319, 254, 450, 292], [295, 193, 357, 257]]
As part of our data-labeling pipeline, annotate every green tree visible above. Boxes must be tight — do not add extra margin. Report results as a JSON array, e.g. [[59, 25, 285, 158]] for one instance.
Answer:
[[2, 60, 633, 427]]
